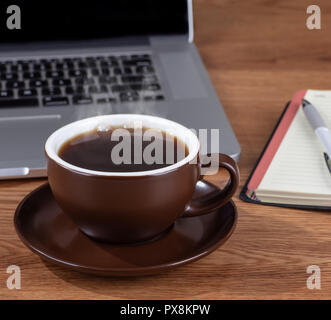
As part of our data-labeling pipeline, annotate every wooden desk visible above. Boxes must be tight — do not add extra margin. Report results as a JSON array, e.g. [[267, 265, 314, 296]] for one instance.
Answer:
[[1, 0, 331, 299]]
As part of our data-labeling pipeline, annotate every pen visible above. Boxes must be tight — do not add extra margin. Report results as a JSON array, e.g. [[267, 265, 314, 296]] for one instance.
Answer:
[[302, 98, 331, 173]]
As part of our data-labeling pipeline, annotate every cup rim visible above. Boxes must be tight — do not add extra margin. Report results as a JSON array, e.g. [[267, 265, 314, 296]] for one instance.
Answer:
[[45, 114, 200, 177]]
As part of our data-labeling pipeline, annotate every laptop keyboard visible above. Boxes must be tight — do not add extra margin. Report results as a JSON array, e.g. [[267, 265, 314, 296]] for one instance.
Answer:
[[0, 54, 164, 108]]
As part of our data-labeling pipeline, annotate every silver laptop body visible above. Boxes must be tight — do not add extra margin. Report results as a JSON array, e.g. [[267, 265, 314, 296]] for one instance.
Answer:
[[0, 0, 240, 179]]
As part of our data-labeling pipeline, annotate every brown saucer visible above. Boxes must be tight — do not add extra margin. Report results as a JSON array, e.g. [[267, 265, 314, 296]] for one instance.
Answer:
[[14, 182, 237, 276]]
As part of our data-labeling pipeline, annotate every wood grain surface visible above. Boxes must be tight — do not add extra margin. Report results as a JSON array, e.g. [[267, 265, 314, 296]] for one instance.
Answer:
[[1, 0, 331, 299]]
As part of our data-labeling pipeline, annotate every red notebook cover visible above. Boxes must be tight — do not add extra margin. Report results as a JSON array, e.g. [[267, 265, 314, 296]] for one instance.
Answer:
[[247, 90, 307, 194]]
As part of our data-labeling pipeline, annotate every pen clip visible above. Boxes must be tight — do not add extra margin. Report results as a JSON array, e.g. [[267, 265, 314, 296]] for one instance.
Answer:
[[324, 152, 331, 174]]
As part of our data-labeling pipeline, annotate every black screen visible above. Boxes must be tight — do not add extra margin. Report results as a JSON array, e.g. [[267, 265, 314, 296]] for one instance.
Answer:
[[0, 1, 188, 43]]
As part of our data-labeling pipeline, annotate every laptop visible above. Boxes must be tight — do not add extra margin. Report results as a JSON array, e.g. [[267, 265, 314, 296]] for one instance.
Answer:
[[0, 0, 240, 179]]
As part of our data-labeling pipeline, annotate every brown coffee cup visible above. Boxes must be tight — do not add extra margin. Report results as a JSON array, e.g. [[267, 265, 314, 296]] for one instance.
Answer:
[[45, 114, 239, 244]]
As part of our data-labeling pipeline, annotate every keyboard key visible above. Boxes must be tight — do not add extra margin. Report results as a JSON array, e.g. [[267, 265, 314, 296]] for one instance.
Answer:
[[122, 60, 136, 67], [136, 60, 152, 67], [65, 86, 74, 95], [111, 85, 130, 92], [63, 58, 73, 63], [113, 68, 122, 75], [6, 81, 24, 89], [75, 86, 85, 94], [143, 83, 161, 91], [0, 63, 6, 72], [21, 63, 30, 71], [75, 77, 94, 85], [123, 59, 152, 67], [144, 95, 164, 101], [0, 90, 13, 98], [142, 75, 159, 83], [130, 54, 150, 59], [10, 65, 18, 72], [0, 98, 39, 108], [53, 79, 71, 86], [134, 54, 151, 59], [121, 75, 144, 83], [78, 62, 87, 68], [73, 95, 93, 105], [111, 61, 120, 67], [17, 62, 30, 71], [99, 75, 117, 84], [1, 73, 18, 80], [97, 98, 108, 104], [69, 69, 87, 77], [109, 97, 117, 103], [42, 87, 61, 96], [91, 69, 100, 76], [46, 71, 64, 78], [136, 66, 154, 74], [89, 85, 108, 94], [50, 58, 60, 63], [43, 96, 69, 106], [99, 85, 108, 93], [55, 63, 65, 70], [123, 67, 132, 74], [30, 80, 48, 87], [101, 68, 110, 75], [65, 61, 75, 69], [40, 63, 52, 71], [18, 88, 37, 97], [32, 64, 42, 71], [96, 97, 117, 104], [130, 84, 143, 91], [100, 61, 109, 68], [88, 86, 98, 94], [23, 72, 41, 79], [120, 91, 139, 102], [87, 61, 97, 68]]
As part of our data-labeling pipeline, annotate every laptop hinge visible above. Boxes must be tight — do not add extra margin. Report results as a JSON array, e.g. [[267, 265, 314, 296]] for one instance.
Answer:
[[0, 36, 150, 54]]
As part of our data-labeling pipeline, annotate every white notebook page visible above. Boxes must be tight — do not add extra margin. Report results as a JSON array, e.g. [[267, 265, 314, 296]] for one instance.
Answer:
[[258, 90, 331, 196]]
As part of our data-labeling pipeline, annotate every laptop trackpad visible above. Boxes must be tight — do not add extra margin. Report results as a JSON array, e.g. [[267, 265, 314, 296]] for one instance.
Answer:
[[159, 52, 207, 100], [0, 116, 62, 164]]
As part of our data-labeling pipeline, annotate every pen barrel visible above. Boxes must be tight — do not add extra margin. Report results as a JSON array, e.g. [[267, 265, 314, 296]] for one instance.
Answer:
[[315, 127, 331, 158], [303, 104, 327, 130]]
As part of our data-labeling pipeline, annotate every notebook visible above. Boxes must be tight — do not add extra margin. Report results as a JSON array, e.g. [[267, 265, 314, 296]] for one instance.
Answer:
[[240, 89, 331, 210]]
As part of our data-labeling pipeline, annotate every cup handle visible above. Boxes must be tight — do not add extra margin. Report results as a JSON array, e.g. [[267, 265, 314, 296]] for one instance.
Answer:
[[182, 154, 240, 218]]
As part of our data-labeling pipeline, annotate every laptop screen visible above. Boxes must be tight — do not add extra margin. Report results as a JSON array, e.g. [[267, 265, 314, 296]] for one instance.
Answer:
[[0, 1, 189, 43]]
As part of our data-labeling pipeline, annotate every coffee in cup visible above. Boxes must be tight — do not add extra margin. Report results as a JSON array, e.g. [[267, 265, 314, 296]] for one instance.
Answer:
[[58, 126, 189, 172]]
